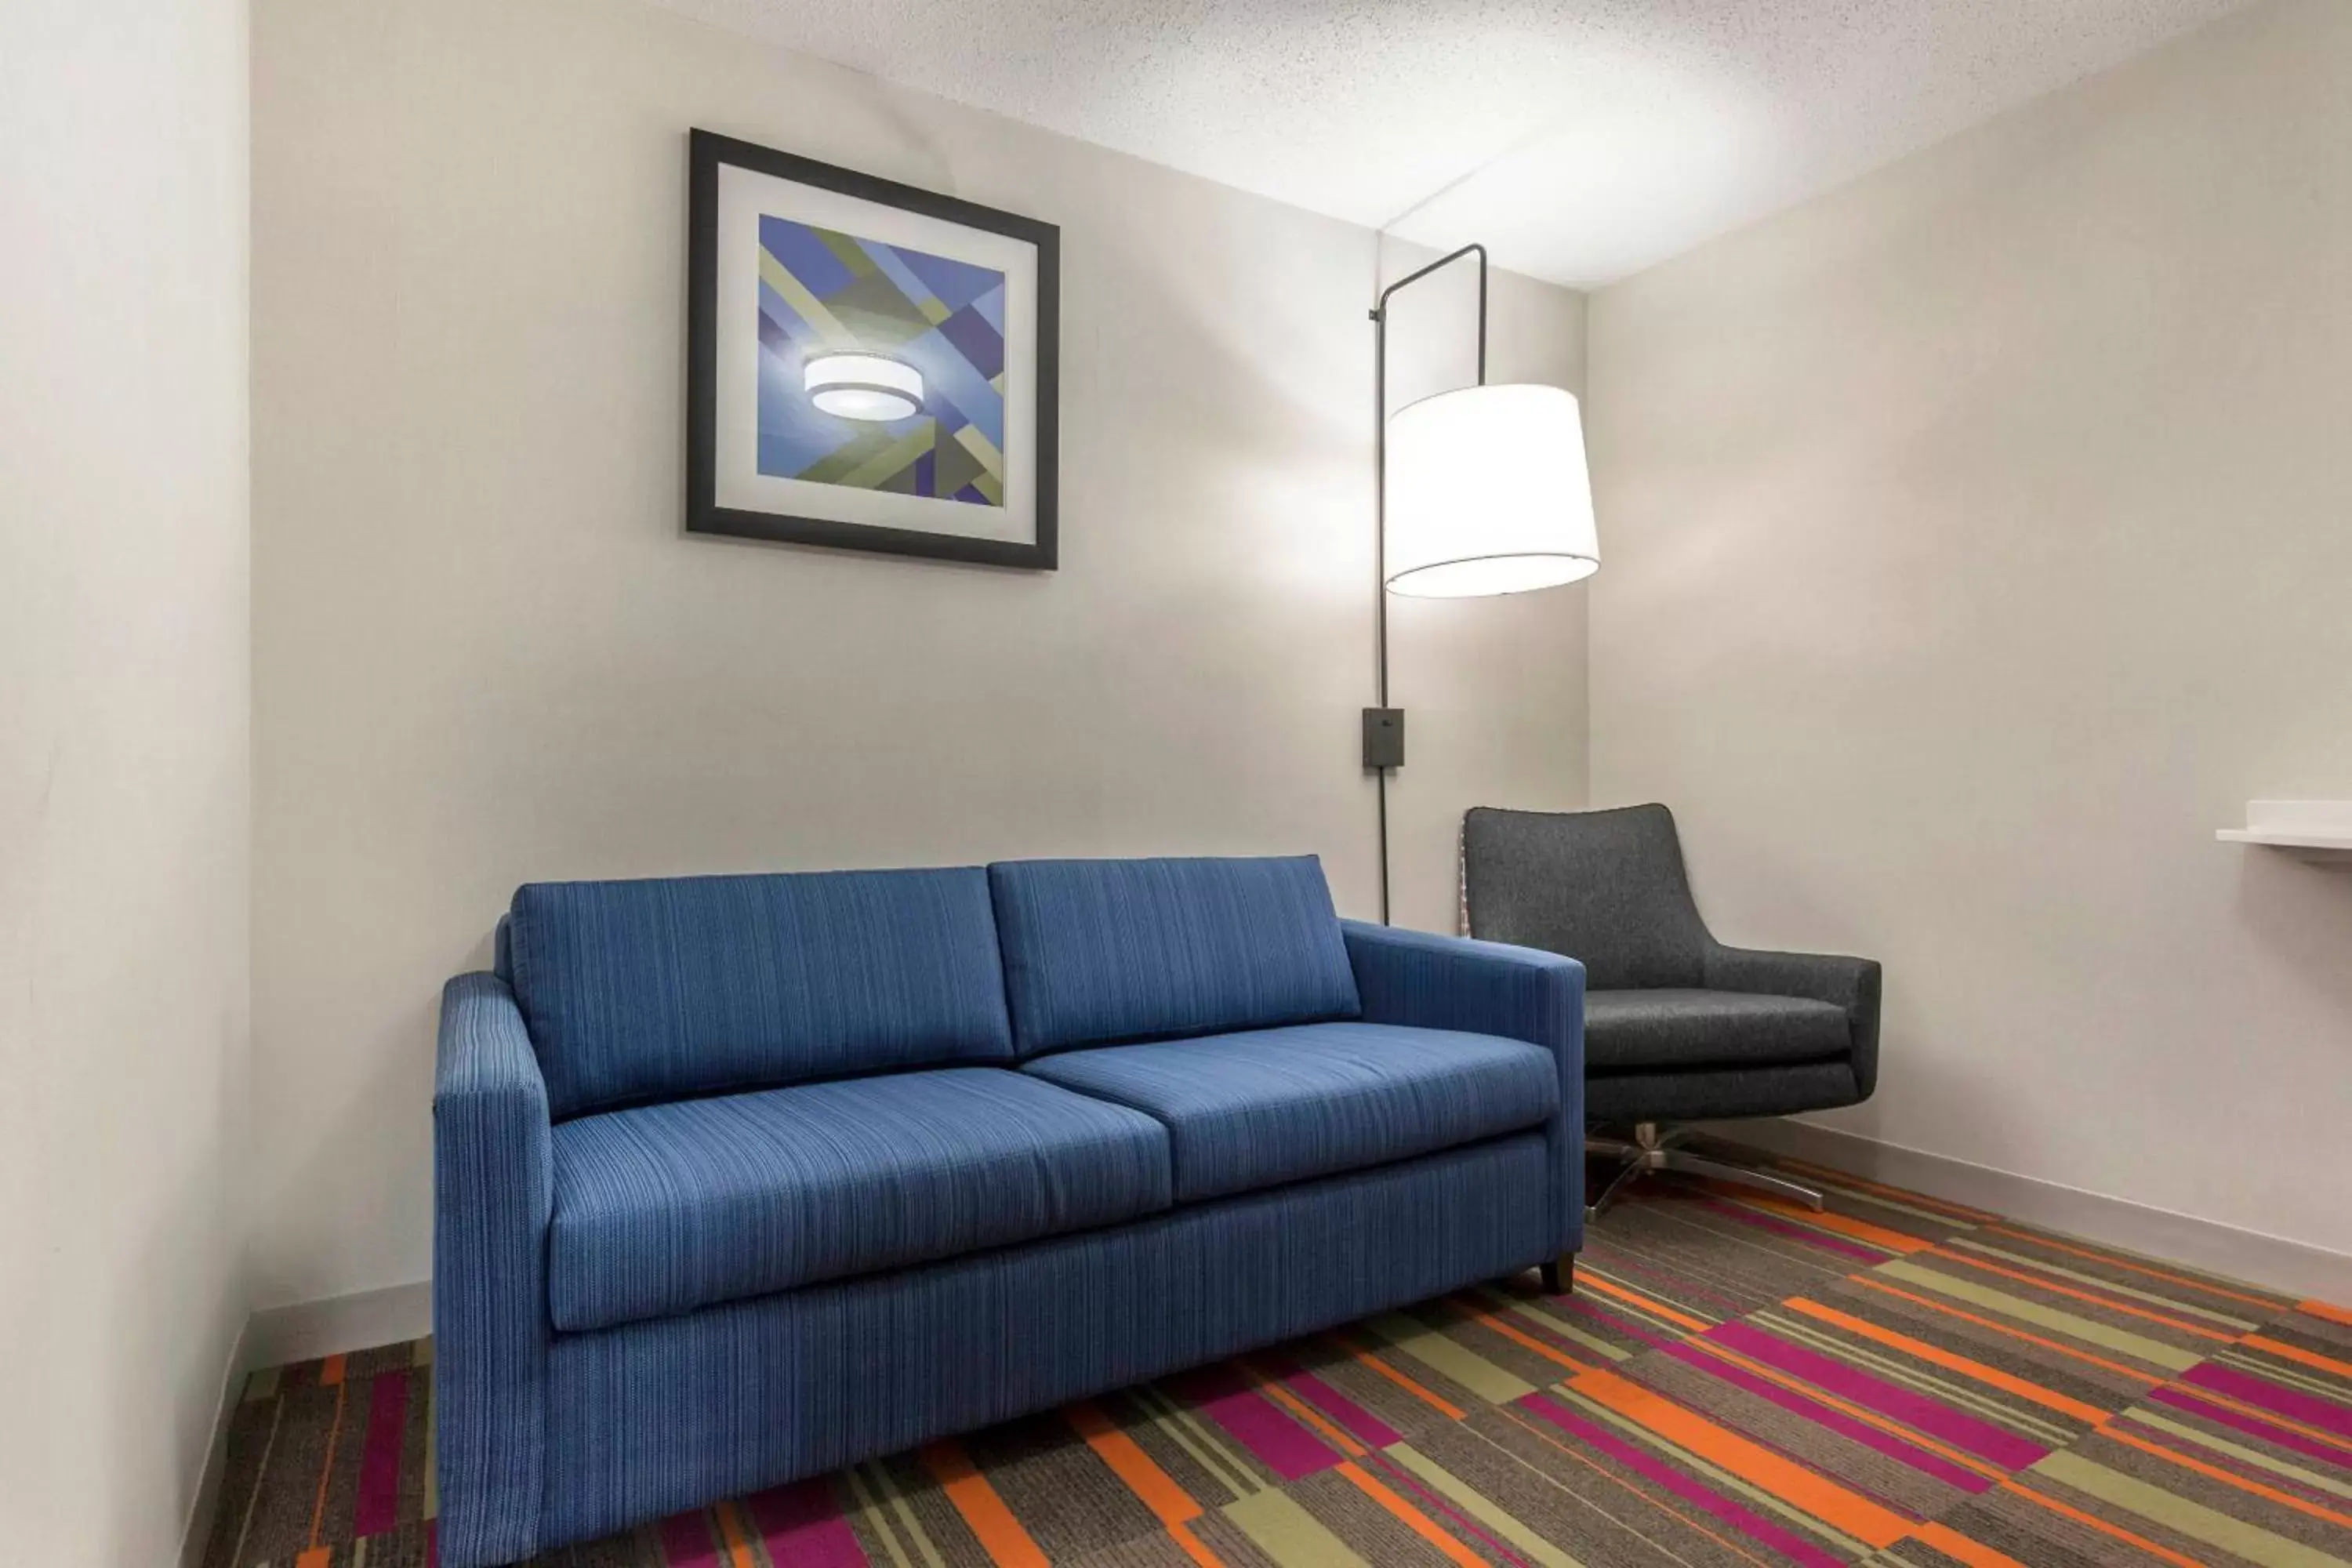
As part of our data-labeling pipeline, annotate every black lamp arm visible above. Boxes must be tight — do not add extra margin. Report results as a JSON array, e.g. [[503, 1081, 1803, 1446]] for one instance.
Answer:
[[1365, 241, 1489, 924]]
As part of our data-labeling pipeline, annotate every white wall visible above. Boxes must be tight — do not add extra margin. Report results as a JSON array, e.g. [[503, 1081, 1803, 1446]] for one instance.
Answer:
[[1588, 0, 2352, 1258], [0, 0, 252, 1560], [249, 0, 1588, 1308]]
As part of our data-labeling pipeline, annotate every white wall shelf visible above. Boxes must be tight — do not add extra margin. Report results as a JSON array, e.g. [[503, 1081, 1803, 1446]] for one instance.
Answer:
[[2217, 800, 2352, 866]]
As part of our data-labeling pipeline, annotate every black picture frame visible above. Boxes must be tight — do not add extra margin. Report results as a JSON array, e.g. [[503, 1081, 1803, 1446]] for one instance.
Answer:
[[686, 129, 1061, 569]]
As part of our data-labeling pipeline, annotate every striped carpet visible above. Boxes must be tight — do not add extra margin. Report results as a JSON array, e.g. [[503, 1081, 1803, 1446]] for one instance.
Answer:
[[200, 1146, 2352, 1567]]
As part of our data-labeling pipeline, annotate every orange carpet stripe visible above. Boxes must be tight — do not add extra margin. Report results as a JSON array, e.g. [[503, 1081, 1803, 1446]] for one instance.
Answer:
[[1727, 1193, 1936, 1254], [1925, 1248, 2234, 1340], [1251, 1374, 1369, 1457], [2104, 1425, 2352, 1530], [2242, 1334, 2352, 1381], [2299, 1298, 2352, 1326], [1464, 1305, 1600, 1375], [1497, 1405, 1785, 1568], [1067, 1403, 1203, 1525], [1167, 1521, 1224, 1568], [713, 1499, 760, 1568], [1328, 1332, 1468, 1420], [1782, 1296, 2115, 1423], [1688, 1339, 2008, 1482], [1770, 1160, 2000, 1222], [1907, 1519, 2034, 1568], [1999, 1478, 2209, 1568], [1846, 1276, 2164, 1388], [307, 1381, 347, 1548], [1979, 1225, 2285, 1311], [1575, 1271, 1714, 1334], [1337, 1460, 1490, 1568], [1568, 1367, 1915, 1548], [294, 1551, 332, 1568], [921, 1439, 1051, 1568]]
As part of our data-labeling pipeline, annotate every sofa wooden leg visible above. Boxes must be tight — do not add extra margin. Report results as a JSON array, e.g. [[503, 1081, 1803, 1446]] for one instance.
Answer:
[[1539, 1255, 1573, 1294]]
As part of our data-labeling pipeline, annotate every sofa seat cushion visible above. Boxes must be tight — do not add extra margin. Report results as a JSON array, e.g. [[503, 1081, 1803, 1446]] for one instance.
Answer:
[[547, 1069, 1171, 1332], [1022, 1022, 1556, 1203], [1584, 989, 1850, 1074]]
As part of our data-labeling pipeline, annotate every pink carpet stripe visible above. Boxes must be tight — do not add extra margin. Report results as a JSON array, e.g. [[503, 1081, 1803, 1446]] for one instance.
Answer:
[[658, 1510, 722, 1566], [1171, 1363, 1340, 1479], [1554, 1290, 1679, 1351], [1662, 1341, 1994, 1492], [1250, 1351, 1403, 1447], [745, 1476, 869, 1566], [1706, 1321, 2047, 1468], [2183, 1361, 2352, 1439], [1700, 1199, 1889, 1264], [2150, 1384, 2352, 1470], [1517, 1392, 1847, 1568], [353, 1369, 410, 1537]]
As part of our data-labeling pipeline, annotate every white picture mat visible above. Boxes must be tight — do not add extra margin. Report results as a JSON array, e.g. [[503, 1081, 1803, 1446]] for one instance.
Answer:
[[713, 163, 1039, 545]]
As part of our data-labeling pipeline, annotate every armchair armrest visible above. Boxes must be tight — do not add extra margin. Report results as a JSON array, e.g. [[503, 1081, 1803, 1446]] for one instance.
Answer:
[[1704, 945, 1882, 1098], [1341, 920, 1585, 1253], [434, 972, 553, 1566]]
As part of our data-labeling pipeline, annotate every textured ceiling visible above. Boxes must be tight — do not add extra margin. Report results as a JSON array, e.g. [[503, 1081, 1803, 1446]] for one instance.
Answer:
[[649, 0, 2255, 286]]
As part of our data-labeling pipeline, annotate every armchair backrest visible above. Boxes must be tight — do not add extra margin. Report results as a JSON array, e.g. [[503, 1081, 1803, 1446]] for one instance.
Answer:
[[506, 868, 1014, 1118], [1463, 804, 1711, 990]]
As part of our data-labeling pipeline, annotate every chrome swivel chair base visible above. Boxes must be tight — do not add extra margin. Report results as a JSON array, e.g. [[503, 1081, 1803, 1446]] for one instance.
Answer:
[[1585, 1123, 1825, 1221]]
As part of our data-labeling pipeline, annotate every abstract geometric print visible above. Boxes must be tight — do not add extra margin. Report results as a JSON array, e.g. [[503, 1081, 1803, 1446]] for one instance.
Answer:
[[756, 215, 1007, 507]]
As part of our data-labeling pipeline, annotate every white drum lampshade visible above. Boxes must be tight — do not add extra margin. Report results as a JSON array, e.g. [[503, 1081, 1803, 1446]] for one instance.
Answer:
[[1384, 383, 1599, 597]]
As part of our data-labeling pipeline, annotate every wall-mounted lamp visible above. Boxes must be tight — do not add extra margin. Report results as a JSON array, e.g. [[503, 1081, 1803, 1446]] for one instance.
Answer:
[[804, 352, 924, 422], [1366, 244, 1599, 921]]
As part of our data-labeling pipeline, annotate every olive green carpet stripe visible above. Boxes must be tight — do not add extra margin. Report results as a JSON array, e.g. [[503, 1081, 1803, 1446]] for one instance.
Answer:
[[1488, 1292, 1635, 1363], [1875, 1257, 2209, 1371], [1367, 1309, 1541, 1404], [1221, 1486, 1372, 1566], [2215, 1351, 2352, 1403], [1946, 1239, 2263, 1329], [1383, 1439, 1586, 1567], [869, 1457, 952, 1568], [2126, 1408, 2352, 1503], [2031, 1446, 2352, 1567]]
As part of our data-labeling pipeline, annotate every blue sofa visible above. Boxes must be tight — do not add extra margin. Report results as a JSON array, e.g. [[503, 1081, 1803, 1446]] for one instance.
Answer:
[[433, 855, 1585, 1564]]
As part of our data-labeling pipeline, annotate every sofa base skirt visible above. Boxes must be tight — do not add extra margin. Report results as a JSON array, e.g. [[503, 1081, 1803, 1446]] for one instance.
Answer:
[[535, 1131, 1555, 1549]]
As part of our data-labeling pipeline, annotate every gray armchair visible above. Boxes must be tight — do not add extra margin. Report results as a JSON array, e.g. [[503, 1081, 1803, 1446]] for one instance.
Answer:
[[1463, 804, 1880, 1216]]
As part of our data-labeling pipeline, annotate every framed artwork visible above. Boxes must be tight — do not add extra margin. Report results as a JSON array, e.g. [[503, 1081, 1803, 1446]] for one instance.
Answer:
[[687, 129, 1060, 569]]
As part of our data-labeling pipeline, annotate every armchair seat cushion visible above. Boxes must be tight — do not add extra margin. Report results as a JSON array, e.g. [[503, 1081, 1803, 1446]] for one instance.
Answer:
[[547, 1069, 1171, 1332], [1584, 989, 1850, 1074], [1022, 1022, 1557, 1203]]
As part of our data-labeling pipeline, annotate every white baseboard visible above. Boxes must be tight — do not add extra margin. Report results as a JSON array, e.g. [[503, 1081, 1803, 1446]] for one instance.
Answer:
[[241, 1279, 434, 1372], [1711, 1116, 2352, 1306], [179, 1313, 253, 1568]]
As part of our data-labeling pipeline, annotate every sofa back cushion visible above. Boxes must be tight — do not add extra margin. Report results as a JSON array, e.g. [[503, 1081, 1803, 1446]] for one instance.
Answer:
[[989, 855, 1360, 1056], [508, 867, 1014, 1118]]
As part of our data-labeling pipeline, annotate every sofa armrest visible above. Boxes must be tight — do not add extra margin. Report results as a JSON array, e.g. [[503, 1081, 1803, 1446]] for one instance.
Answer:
[[1704, 945, 1882, 1098], [434, 972, 553, 1566], [1341, 920, 1585, 1253]]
